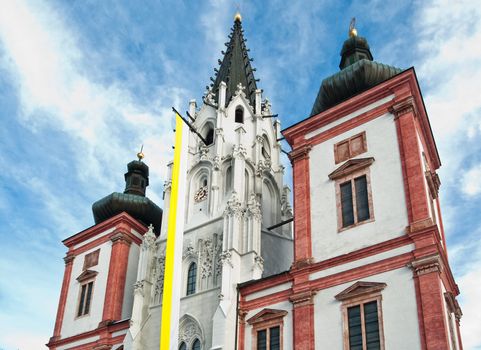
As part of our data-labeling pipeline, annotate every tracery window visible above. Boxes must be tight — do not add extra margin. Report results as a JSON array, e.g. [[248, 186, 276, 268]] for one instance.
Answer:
[[192, 339, 201, 350], [179, 342, 187, 350]]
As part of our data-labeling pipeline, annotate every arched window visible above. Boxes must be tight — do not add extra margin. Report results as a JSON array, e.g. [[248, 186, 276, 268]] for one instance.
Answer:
[[235, 106, 244, 123], [186, 262, 197, 295], [225, 166, 232, 194], [192, 339, 201, 350], [205, 128, 214, 146], [179, 342, 187, 350], [202, 124, 214, 146], [261, 135, 271, 160]]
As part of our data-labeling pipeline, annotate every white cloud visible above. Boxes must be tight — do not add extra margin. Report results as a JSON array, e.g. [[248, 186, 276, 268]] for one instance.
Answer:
[[461, 164, 481, 197]]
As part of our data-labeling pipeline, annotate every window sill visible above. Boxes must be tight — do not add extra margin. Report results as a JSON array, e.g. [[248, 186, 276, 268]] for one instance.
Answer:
[[338, 217, 375, 233]]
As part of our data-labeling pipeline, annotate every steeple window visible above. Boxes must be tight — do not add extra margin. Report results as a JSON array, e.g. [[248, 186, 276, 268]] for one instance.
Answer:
[[179, 343, 187, 350], [235, 106, 244, 123], [186, 262, 197, 295]]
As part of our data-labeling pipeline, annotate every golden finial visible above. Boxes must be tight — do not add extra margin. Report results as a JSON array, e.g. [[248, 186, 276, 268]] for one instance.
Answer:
[[137, 145, 144, 161], [349, 17, 358, 37], [234, 11, 242, 22]]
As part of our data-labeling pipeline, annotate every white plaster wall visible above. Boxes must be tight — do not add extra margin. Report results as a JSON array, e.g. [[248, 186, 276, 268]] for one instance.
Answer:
[[61, 240, 112, 338], [244, 300, 293, 350], [309, 244, 414, 281], [122, 243, 140, 319], [313, 267, 421, 349], [309, 112, 409, 260]]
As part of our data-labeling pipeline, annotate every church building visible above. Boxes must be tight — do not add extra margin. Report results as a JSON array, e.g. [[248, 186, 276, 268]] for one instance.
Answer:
[[47, 13, 463, 350]]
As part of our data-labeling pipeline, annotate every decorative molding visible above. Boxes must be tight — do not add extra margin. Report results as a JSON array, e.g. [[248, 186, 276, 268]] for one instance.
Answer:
[[425, 170, 441, 199], [389, 96, 418, 118], [334, 281, 387, 301], [110, 232, 132, 245], [247, 308, 288, 325], [289, 290, 316, 307], [444, 292, 463, 320], [409, 254, 443, 276], [328, 157, 375, 180], [76, 269, 98, 282], [288, 144, 312, 163], [64, 253, 75, 265]]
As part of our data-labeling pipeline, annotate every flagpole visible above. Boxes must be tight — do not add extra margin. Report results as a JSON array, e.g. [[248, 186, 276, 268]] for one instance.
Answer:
[[160, 112, 189, 350]]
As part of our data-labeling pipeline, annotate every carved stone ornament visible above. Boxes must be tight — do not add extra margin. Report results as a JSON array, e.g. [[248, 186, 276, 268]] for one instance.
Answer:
[[133, 281, 144, 295], [142, 224, 156, 250], [224, 191, 243, 218], [200, 238, 213, 279], [163, 180, 172, 192], [199, 145, 209, 160], [178, 316, 203, 346], [253, 254, 264, 270], [233, 144, 247, 159], [213, 155, 221, 170], [262, 98, 272, 115], [246, 193, 262, 220], [205, 89, 217, 106], [234, 82, 246, 97], [220, 250, 233, 268], [183, 243, 196, 260], [153, 255, 166, 299]]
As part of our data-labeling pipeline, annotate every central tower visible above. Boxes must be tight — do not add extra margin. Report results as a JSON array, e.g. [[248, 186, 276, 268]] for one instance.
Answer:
[[126, 15, 293, 350]]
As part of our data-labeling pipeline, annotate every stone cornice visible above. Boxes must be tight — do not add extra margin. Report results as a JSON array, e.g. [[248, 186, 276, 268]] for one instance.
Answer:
[[409, 254, 443, 276]]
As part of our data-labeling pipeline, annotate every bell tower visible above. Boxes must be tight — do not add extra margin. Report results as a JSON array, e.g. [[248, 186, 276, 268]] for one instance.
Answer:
[[126, 13, 293, 350]]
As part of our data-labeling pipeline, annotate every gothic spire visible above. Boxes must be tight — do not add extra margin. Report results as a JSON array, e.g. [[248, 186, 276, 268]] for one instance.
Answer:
[[208, 14, 258, 107]]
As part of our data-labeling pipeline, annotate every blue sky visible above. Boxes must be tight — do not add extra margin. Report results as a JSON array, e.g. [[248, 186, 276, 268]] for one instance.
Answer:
[[0, 0, 480, 349]]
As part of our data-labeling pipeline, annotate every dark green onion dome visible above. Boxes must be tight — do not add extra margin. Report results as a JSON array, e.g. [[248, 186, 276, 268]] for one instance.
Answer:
[[92, 159, 162, 234], [310, 34, 402, 116]]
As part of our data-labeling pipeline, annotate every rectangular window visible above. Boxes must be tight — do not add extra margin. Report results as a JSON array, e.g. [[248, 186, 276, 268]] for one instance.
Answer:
[[256, 326, 281, 350], [334, 132, 367, 163], [347, 301, 381, 350], [77, 281, 93, 317], [257, 329, 267, 350], [340, 175, 371, 228]]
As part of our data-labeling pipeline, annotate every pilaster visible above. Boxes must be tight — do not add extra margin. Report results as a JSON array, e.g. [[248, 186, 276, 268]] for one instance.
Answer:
[[289, 290, 316, 350], [50, 252, 75, 342], [391, 97, 430, 228], [101, 231, 132, 325], [288, 144, 313, 265], [409, 254, 450, 350]]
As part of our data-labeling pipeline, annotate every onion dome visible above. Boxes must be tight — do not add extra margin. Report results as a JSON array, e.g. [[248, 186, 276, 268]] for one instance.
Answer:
[[310, 22, 402, 116], [92, 157, 162, 234]]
